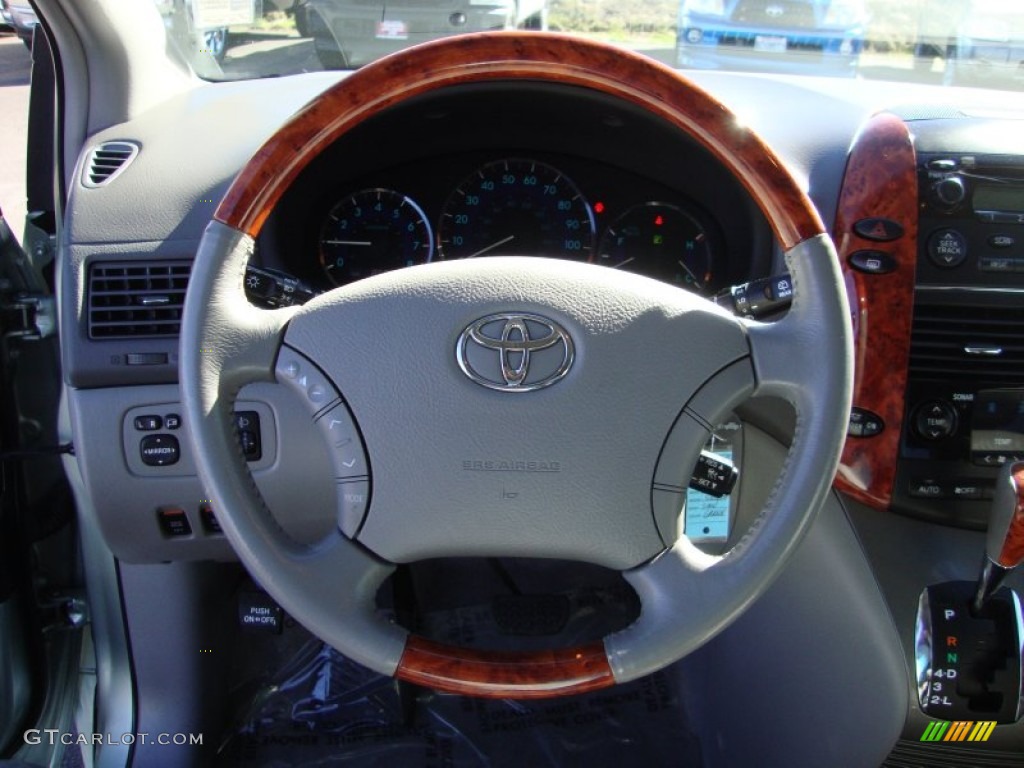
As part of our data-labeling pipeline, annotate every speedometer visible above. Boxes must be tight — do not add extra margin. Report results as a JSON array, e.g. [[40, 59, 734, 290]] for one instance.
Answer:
[[438, 159, 595, 260]]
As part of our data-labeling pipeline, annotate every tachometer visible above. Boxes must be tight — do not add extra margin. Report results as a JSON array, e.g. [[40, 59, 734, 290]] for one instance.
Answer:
[[438, 159, 595, 260], [318, 188, 434, 287], [596, 202, 714, 293]]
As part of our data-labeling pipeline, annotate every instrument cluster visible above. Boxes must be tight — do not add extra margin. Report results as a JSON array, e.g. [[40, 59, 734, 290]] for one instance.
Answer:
[[305, 155, 727, 295]]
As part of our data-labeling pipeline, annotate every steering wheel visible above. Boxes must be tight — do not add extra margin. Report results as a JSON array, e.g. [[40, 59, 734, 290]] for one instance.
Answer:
[[181, 32, 852, 698]]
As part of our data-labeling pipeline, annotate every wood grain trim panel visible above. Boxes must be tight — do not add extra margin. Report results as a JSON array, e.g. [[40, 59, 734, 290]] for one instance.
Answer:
[[214, 31, 824, 249], [833, 112, 918, 509], [996, 463, 1024, 567], [395, 636, 615, 698]]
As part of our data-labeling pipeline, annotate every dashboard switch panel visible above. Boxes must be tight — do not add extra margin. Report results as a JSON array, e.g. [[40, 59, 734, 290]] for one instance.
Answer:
[[134, 414, 162, 431], [123, 400, 277, 477], [847, 250, 897, 275], [848, 407, 884, 438], [157, 507, 192, 537], [853, 217, 904, 242], [199, 504, 222, 534]]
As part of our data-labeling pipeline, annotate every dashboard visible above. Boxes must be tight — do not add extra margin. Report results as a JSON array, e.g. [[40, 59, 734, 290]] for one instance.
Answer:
[[47, 38, 1024, 762], [255, 84, 771, 298], [267, 153, 728, 293]]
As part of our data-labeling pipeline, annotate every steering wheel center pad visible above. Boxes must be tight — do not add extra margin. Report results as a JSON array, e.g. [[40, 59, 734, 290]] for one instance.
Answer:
[[282, 256, 754, 568]]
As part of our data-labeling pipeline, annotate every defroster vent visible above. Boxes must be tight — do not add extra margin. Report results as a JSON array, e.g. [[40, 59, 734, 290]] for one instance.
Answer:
[[88, 262, 191, 339], [909, 301, 1024, 384]]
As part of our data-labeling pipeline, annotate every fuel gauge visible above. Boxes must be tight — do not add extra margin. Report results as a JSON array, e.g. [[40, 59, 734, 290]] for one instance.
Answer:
[[596, 202, 714, 293]]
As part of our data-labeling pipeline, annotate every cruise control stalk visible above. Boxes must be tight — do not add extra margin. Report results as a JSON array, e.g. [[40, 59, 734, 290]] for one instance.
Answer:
[[715, 273, 793, 319]]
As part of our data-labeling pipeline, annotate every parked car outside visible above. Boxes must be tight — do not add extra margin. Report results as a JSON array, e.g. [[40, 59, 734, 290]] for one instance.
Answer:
[[155, 0, 258, 68], [948, 0, 1024, 85], [0, 0, 38, 48], [676, 0, 867, 75], [298, 0, 548, 69]]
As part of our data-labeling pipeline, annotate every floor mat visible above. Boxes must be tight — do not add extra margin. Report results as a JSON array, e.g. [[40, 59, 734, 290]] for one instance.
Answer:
[[218, 573, 703, 767]]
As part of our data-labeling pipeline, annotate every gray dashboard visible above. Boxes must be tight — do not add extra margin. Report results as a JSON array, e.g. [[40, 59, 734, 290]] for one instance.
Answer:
[[58, 65, 1019, 565]]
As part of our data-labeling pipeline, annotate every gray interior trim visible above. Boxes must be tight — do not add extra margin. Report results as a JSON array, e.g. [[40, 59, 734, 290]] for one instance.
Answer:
[[67, 380, 342, 563], [0, 600, 30, 754], [181, 221, 405, 676], [40, 0, 192, 134], [59, 394, 134, 768], [677, 425, 908, 767], [609, 234, 853, 683]]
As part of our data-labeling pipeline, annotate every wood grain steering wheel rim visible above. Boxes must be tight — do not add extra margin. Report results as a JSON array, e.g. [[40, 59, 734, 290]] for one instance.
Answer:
[[214, 32, 824, 246], [184, 32, 849, 699]]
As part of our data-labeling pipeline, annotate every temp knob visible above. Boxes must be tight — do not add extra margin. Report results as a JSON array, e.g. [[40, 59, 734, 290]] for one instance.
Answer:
[[914, 400, 957, 441], [932, 176, 966, 210]]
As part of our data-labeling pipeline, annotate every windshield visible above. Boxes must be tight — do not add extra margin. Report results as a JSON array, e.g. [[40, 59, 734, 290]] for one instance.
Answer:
[[160, 0, 1023, 88]]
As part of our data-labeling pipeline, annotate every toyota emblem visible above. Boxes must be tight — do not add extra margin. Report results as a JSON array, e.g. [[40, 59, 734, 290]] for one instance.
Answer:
[[456, 313, 575, 392]]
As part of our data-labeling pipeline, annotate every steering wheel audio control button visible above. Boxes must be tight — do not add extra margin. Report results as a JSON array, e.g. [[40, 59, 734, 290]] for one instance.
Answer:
[[276, 348, 371, 536], [276, 348, 342, 414], [316, 403, 369, 479], [338, 479, 371, 536]]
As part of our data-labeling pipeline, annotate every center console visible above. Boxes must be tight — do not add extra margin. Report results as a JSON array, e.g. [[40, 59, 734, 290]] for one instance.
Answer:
[[836, 112, 1024, 530], [896, 129, 1024, 528]]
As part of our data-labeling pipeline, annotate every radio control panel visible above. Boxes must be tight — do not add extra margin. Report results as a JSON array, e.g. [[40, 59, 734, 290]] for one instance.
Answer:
[[917, 152, 1024, 287]]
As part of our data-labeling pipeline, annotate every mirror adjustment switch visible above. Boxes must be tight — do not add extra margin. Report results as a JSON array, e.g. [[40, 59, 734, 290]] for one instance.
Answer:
[[134, 415, 162, 431], [140, 434, 180, 466]]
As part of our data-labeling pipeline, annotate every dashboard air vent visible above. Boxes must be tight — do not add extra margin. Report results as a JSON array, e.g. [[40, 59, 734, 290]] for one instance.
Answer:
[[909, 301, 1024, 384], [88, 262, 191, 339], [82, 141, 139, 187]]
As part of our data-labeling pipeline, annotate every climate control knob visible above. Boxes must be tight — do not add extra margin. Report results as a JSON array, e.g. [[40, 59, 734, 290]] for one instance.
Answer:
[[914, 400, 958, 441]]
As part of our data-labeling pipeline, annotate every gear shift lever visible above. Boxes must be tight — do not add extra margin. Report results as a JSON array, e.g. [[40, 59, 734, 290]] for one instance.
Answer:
[[915, 460, 1024, 723], [973, 461, 1024, 614]]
